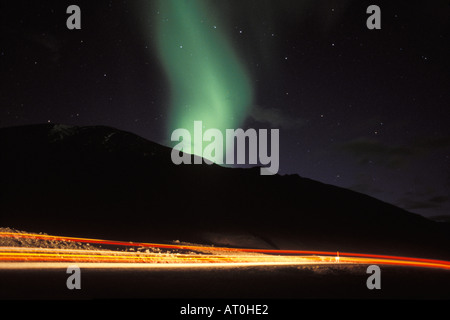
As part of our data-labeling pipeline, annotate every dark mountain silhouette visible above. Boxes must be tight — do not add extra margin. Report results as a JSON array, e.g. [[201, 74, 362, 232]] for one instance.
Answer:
[[1, 124, 449, 259]]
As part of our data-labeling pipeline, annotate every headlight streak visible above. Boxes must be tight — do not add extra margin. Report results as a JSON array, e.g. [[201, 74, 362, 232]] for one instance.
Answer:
[[0, 232, 449, 270]]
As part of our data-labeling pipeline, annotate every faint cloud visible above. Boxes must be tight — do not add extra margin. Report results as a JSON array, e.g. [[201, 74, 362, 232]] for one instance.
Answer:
[[347, 173, 382, 195], [400, 199, 440, 210], [396, 194, 450, 211], [428, 195, 450, 204], [248, 105, 306, 129], [30, 33, 61, 64], [339, 138, 416, 168], [339, 136, 450, 169], [3, 26, 62, 65], [412, 136, 450, 151]]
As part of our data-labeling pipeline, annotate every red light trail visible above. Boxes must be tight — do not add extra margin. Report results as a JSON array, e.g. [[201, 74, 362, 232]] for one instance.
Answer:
[[0, 232, 449, 270]]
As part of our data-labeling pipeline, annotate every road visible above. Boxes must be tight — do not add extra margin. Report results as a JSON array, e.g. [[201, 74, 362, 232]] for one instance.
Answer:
[[0, 231, 449, 301], [0, 231, 449, 269]]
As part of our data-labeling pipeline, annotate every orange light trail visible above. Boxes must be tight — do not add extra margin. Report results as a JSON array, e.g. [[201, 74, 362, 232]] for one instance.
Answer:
[[1, 232, 449, 270]]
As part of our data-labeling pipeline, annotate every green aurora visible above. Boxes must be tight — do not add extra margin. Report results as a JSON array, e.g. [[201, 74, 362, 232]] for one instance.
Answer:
[[154, 0, 253, 160]]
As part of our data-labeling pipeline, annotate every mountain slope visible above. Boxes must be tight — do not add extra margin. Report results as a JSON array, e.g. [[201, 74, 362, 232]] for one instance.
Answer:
[[0, 124, 448, 259]]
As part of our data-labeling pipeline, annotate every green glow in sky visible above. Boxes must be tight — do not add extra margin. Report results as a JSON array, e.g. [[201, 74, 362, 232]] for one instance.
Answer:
[[155, 0, 253, 159]]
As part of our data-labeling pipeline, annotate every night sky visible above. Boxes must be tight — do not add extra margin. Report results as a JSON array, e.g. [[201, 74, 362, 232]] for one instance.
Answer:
[[1, 0, 449, 219]]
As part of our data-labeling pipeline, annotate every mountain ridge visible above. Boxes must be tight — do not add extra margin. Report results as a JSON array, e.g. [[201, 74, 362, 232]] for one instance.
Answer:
[[0, 123, 448, 259]]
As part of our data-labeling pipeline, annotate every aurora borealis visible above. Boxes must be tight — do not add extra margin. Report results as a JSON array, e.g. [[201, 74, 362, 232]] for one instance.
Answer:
[[153, 0, 253, 158]]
